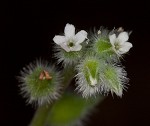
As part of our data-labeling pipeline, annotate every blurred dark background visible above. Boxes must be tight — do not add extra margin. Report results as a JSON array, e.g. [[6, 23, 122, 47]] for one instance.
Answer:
[[1, 0, 150, 126]]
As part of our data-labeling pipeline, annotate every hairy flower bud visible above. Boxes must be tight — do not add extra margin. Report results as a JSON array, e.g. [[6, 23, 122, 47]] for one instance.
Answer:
[[102, 64, 128, 97], [75, 55, 104, 98], [18, 60, 62, 106]]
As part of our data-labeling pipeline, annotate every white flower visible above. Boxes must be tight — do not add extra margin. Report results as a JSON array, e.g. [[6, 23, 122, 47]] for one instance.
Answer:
[[109, 32, 133, 55], [53, 23, 87, 52]]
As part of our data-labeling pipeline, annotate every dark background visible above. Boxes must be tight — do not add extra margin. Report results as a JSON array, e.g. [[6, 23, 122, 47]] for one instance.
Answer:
[[1, 0, 150, 126]]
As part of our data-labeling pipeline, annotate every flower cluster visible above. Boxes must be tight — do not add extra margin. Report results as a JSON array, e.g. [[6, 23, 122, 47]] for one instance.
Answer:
[[53, 24, 133, 98], [19, 23, 133, 106]]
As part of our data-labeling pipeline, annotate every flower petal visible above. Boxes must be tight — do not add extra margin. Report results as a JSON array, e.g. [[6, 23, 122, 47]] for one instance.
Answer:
[[118, 42, 133, 54], [59, 43, 70, 52], [118, 32, 129, 44], [70, 44, 82, 51], [89, 76, 97, 86], [53, 35, 66, 45], [64, 23, 75, 38], [75, 30, 87, 44], [109, 34, 116, 46]]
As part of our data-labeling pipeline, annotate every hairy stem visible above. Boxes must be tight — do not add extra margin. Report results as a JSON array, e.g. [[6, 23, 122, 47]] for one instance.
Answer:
[[29, 104, 52, 126]]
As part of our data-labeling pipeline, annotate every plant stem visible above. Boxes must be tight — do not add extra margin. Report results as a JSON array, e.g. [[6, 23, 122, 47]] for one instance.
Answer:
[[29, 104, 52, 126]]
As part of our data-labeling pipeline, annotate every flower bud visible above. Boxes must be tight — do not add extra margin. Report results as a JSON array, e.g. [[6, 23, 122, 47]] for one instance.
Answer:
[[102, 64, 128, 97], [76, 55, 104, 98], [91, 29, 114, 57], [18, 60, 62, 106]]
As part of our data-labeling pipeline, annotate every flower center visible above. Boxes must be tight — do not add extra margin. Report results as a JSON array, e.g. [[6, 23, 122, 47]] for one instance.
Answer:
[[89, 76, 97, 86], [68, 42, 74, 47], [114, 41, 121, 50]]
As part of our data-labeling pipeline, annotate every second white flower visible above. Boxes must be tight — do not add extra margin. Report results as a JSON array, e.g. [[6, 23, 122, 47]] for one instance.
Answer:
[[109, 32, 133, 55]]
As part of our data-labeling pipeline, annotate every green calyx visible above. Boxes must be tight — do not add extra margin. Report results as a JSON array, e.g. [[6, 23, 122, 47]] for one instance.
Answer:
[[94, 38, 113, 56], [103, 65, 123, 96], [83, 58, 100, 86], [56, 48, 83, 66], [63, 49, 81, 59]]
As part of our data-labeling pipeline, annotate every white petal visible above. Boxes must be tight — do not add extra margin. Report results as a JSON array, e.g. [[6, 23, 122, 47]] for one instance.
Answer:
[[53, 35, 66, 45], [59, 43, 70, 52], [89, 76, 97, 86], [118, 42, 133, 54], [70, 44, 82, 51], [75, 30, 87, 44], [64, 23, 75, 38], [109, 34, 116, 45], [117, 32, 129, 44]]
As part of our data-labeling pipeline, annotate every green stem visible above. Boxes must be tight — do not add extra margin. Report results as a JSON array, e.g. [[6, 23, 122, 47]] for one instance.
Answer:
[[29, 104, 52, 126], [29, 66, 75, 126], [62, 66, 75, 89]]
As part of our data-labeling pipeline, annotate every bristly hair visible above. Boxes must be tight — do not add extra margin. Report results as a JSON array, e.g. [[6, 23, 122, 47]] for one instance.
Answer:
[[75, 55, 105, 98], [53, 43, 84, 67], [17, 59, 62, 106]]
